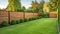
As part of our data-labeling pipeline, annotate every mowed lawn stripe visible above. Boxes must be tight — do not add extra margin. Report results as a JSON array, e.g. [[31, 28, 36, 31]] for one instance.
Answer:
[[0, 18, 58, 34]]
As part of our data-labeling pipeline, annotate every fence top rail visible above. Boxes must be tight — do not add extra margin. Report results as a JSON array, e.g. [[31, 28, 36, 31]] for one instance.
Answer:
[[0, 11, 39, 13]]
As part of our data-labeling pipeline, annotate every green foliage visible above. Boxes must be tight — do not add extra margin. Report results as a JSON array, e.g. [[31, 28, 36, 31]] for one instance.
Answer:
[[30, 0, 40, 12], [38, 0, 45, 13], [28, 17, 41, 21], [17, 9, 24, 12], [34, 17, 41, 19], [38, 9, 49, 18], [30, 0, 45, 12], [32, 17, 36, 20], [21, 6, 26, 10], [39, 0, 45, 9], [42, 13, 49, 18], [58, 0, 60, 6], [10, 20, 16, 25], [24, 18, 28, 22], [49, 0, 58, 11], [1, 21, 8, 26], [7, 0, 21, 11], [39, 9, 44, 15], [16, 20, 20, 24], [28, 18, 32, 21], [19, 19, 24, 23], [25, 10, 33, 12], [36, 17, 41, 19], [44, 15, 48, 18], [33, 17, 39, 20]]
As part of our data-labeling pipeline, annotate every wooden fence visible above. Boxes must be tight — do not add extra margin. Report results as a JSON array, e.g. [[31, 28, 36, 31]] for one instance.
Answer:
[[49, 12, 57, 18], [0, 11, 57, 24], [0, 11, 40, 24]]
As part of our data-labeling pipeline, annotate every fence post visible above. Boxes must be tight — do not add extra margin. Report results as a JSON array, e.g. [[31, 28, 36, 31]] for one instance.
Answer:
[[33, 11, 34, 17], [8, 11, 10, 24], [23, 11, 25, 19]]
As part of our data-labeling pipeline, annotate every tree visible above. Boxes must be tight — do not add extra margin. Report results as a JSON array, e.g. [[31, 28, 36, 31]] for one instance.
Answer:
[[7, 0, 21, 11], [58, 0, 60, 6], [49, 0, 58, 11], [21, 6, 26, 10], [38, 0, 45, 14], [30, 0, 39, 12], [38, 0, 45, 17], [58, 0, 60, 23], [39, 0, 45, 9]]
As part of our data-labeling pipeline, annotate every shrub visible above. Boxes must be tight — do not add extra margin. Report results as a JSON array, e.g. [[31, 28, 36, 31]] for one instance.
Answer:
[[43, 14, 49, 18], [35, 17, 39, 19], [36, 17, 41, 19], [28, 18, 32, 21], [40, 13, 49, 18], [36, 17, 39, 19], [24, 18, 27, 22], [27, 18, 29, 21], [44, 16, 48, 18], [17, 9, 24, 12], [1, 21, 8, 26], [38, 16, 42, 18], [10, 20, 16, 25], [19, 19, 24, 23], [35, 17, 38, 19], [32, 17, 36, 20], [25, 10, 33, 12], [40, 16, 42, 18], [16, 20, 20, 24], [33, 17, 41, 20]]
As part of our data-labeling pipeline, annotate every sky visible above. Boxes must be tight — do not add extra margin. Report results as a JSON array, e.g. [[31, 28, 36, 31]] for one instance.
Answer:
[[0, 0, 49, 9]]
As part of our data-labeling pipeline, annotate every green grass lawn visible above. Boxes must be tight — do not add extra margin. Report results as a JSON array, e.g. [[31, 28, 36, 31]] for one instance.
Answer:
[[0, 18, 58, 34]]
